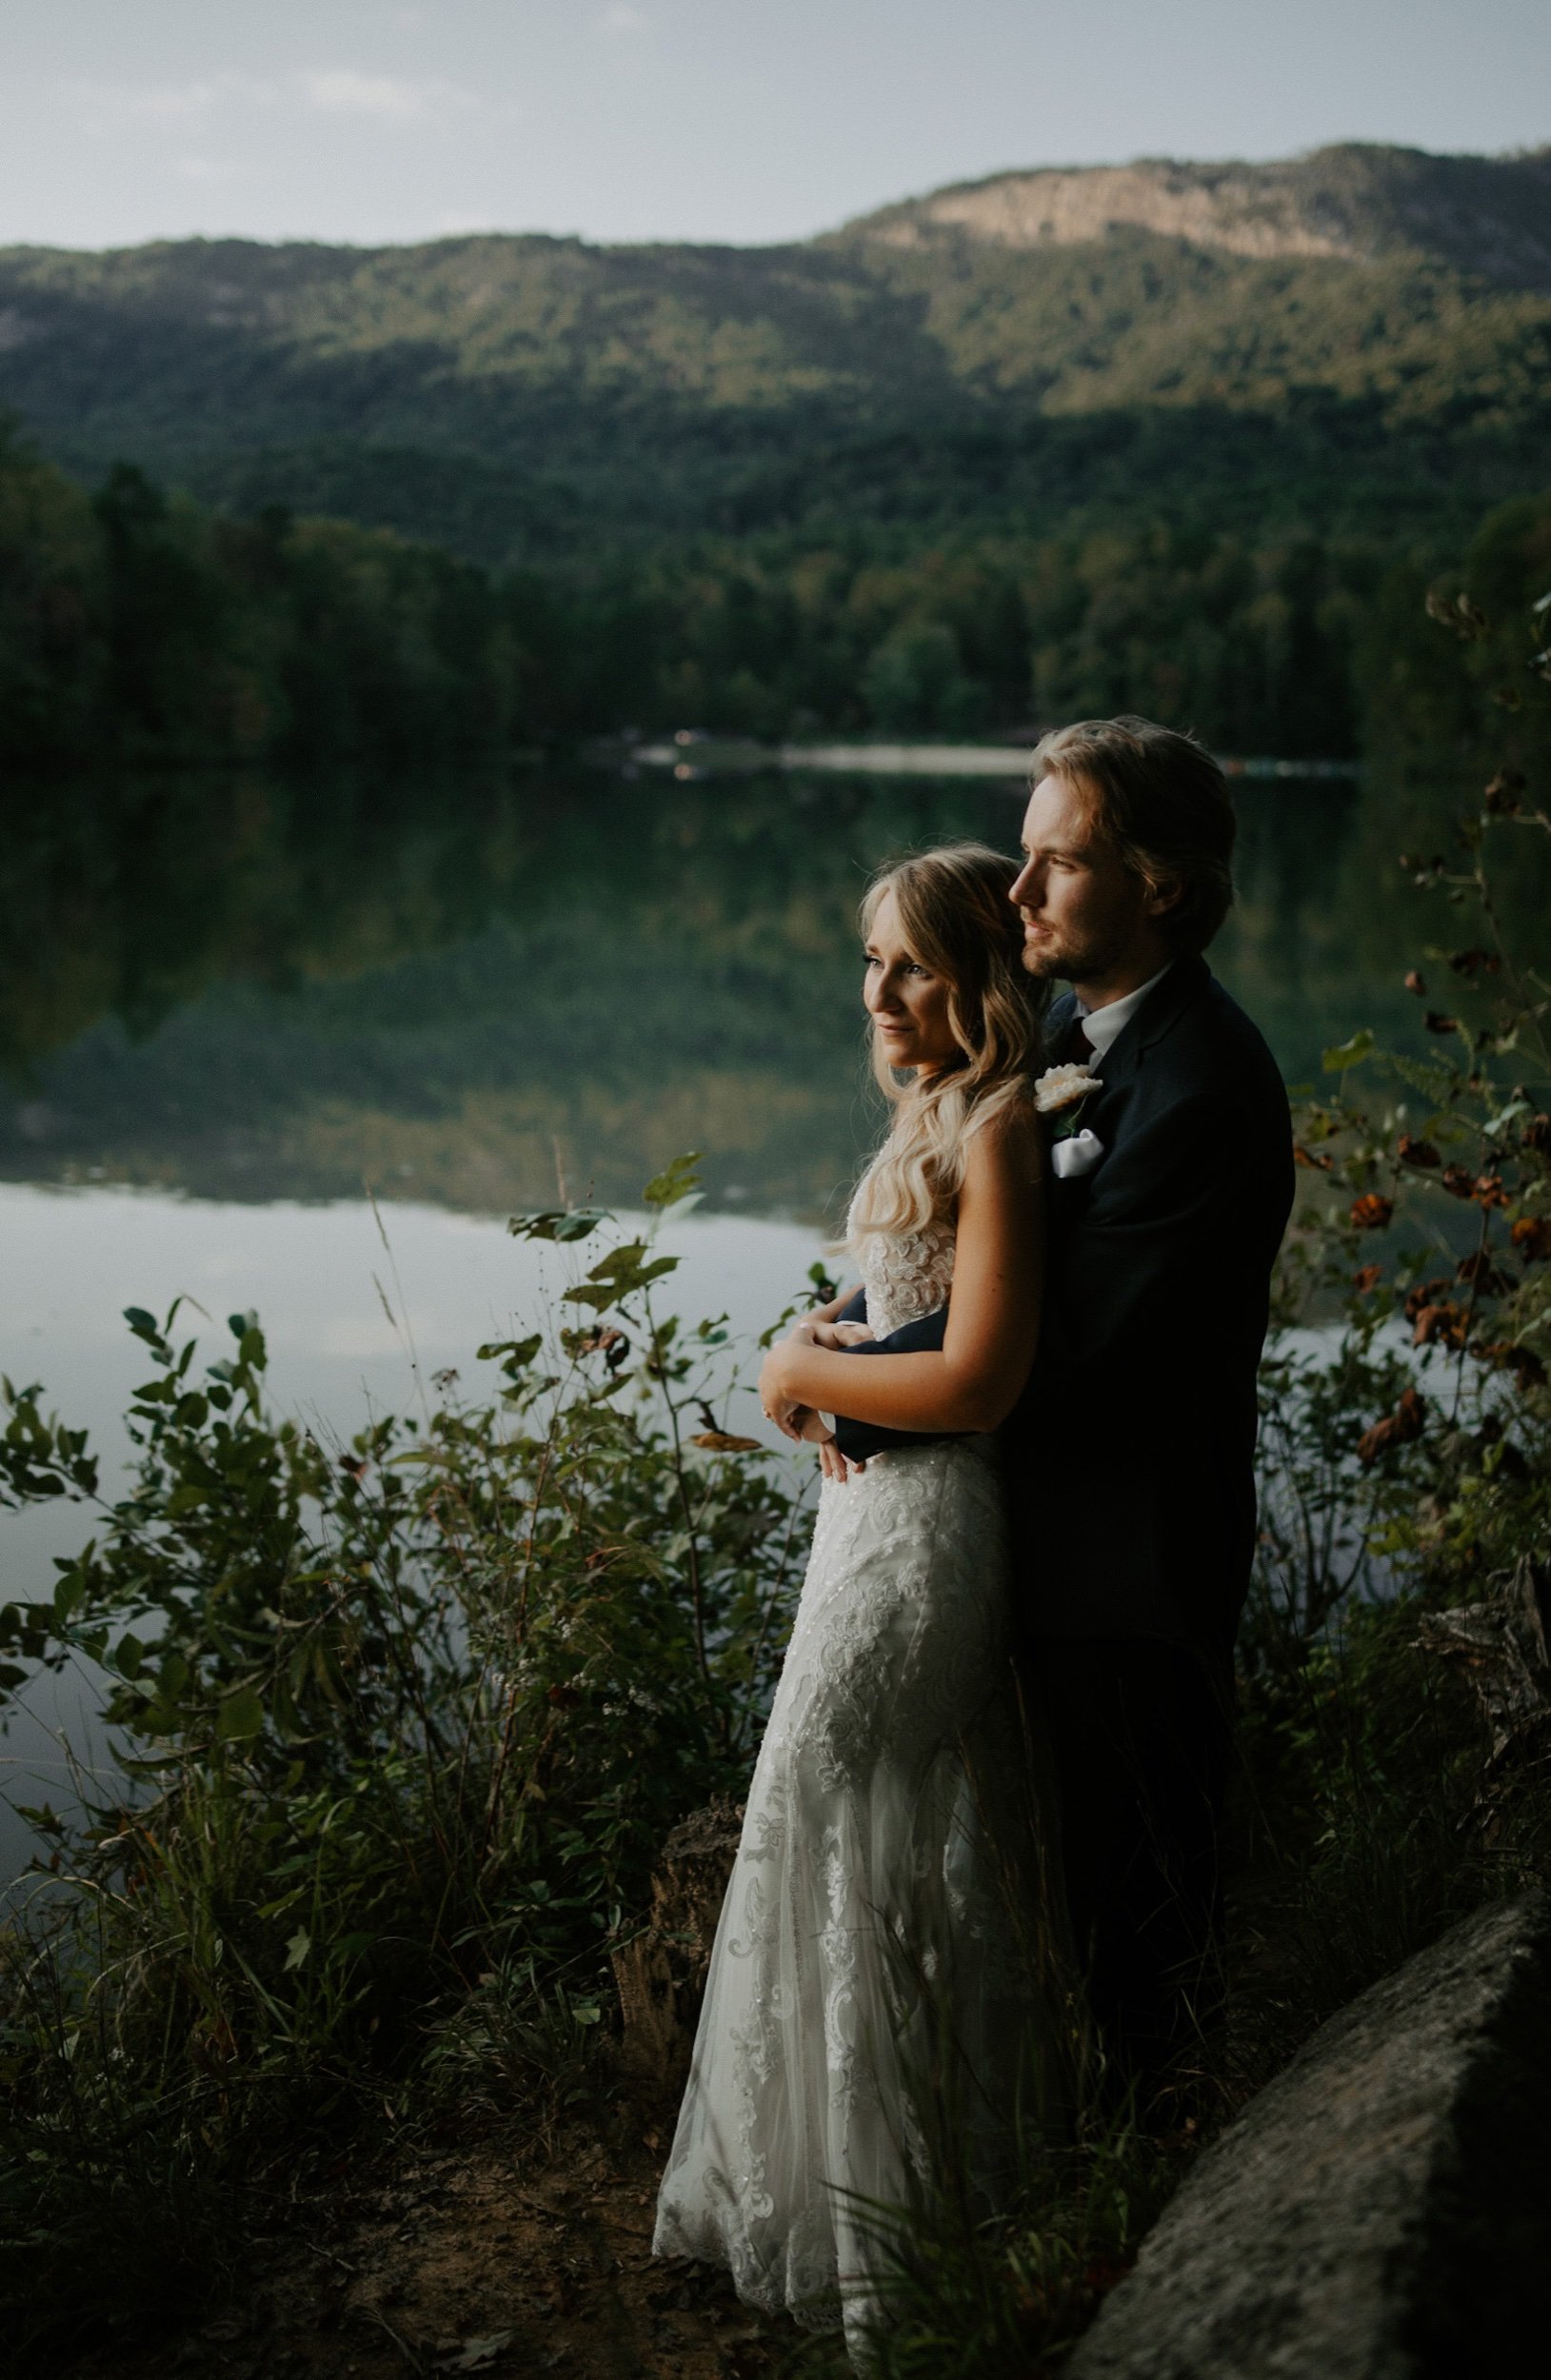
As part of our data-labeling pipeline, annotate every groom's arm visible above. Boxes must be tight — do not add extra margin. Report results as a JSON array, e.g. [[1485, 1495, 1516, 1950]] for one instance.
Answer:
[[829, 1304, 952, 1462]]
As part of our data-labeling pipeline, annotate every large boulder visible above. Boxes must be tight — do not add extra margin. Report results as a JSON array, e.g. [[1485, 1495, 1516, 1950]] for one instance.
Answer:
[[1070, 1893, 1551, 2379]]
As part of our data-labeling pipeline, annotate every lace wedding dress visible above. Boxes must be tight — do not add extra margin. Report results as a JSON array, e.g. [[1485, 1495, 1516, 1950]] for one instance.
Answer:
[[653, 1198, 1062, 2356]]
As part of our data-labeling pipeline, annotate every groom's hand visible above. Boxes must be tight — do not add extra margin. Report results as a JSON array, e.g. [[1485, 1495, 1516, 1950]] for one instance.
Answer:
[[789, 1405, 864, 1482]]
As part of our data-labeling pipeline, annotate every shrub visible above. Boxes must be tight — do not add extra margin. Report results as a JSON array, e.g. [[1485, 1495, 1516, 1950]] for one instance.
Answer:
[[0, 1156, 812, 2355]]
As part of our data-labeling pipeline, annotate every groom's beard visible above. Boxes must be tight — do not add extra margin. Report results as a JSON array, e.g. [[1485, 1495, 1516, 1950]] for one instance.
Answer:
[[1019, 922, 1137, 985]]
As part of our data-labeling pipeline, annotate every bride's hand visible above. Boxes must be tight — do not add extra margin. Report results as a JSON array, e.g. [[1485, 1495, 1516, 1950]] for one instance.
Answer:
[[759, 1341, 807, 1438]]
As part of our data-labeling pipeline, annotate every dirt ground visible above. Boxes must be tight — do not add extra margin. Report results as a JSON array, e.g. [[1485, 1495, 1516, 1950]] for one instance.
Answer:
[[47, 1804, 819, 2380], [61, 2108, 806, 2380]]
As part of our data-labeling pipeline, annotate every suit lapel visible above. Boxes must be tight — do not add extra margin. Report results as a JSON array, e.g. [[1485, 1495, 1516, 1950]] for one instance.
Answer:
[[1134, 952, 1210, 1051], [1044, 990, 1079, 1055], [1087, 953, 1210, 1082], [1046, 956, 1211, 1145]]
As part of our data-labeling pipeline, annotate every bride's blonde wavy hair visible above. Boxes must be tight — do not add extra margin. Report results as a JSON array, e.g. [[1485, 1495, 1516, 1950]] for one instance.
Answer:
[[849, 842, 1048, 1242]]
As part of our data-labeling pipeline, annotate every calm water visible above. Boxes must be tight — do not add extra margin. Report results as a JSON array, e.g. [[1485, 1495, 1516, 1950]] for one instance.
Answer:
[[2, 756, 1486, 1216], [3, 753, 1539, 1861]]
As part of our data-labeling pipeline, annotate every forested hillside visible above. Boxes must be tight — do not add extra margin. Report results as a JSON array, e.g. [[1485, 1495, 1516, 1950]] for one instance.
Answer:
[[2, 143, 1548, 758], [4, 142, 1548, 558]]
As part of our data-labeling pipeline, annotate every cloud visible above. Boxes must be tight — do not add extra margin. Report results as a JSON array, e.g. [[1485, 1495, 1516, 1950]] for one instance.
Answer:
[[599, 5, 649, 32], [66, 74, 276, 126], [65, 66, 503, 144], [299, 69, 430, 122], [172, 156, 249, 186], [298, 69, 487, 124]]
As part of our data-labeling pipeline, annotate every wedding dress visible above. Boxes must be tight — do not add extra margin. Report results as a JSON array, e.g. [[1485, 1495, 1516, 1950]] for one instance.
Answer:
[[653, 1192, 1062, 2354]]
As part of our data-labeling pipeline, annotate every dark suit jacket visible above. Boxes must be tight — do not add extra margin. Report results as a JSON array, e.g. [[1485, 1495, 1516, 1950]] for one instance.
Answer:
[[830, 956, 1294, 1656]]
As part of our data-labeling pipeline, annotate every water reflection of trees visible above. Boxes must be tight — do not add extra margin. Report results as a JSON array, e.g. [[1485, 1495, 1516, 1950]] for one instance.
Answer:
[[4, 764, 1547, 1219]]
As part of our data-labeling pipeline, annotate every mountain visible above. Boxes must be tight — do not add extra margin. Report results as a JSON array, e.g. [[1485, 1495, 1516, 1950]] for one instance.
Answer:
[[0, 144, 1547, 570]]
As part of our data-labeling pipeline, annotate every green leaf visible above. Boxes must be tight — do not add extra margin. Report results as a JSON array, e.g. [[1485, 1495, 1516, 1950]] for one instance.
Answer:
[[52, 1570, 86, 1628], [284, 1928, 311, 1972], [507, 1207, 609, 1243], [157, 1650, 190, 1700], [1386, 1053, 1460, 1104], [643, 1153, 703, 1210], [476, 1334, 543, 1372], [15, 1801, 64, 1837], [587, 1240, 653, 1281], [216, 1682, 265, 1742], [1322, 1030, 1374, 1074], [563, 1240, 679, 1312]]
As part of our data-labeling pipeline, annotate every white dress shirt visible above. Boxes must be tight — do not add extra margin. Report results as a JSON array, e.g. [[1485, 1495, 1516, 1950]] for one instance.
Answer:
[[1049, 964, 1174, 1181], [1074, 962, 1174, 1058]]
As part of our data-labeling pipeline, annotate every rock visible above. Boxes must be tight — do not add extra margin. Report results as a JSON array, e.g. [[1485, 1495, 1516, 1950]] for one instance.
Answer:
[[846, 149, 1551, 294], [1069, 1894, 1551, 2379], [610, 1797, 744, 2088]]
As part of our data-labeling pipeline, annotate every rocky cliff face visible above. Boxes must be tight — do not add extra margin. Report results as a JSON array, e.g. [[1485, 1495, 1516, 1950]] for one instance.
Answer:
[[846, 144, 1551, 292]]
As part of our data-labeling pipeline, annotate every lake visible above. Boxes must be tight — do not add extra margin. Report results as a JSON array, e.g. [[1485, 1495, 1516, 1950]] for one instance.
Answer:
[[0, 750, 1527, 1862]]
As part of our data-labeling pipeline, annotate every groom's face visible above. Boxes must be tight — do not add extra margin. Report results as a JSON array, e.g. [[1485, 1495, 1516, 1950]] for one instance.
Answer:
[[1010, 771, 1156, 991]]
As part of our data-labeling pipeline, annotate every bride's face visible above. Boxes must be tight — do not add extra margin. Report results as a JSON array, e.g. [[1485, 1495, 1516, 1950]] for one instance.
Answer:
[[863, 888, 961, 1075]]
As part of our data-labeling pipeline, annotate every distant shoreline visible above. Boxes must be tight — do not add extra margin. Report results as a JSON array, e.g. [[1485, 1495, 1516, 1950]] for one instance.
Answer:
[[618, 735, 1364, 783]]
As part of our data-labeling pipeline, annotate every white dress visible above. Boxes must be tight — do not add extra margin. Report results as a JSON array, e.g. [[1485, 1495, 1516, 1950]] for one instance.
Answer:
[[653, 1200, 1062, 2353]]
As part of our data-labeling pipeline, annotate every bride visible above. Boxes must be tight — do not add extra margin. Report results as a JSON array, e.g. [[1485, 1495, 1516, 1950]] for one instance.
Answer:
[[652, 843, 1064, 2354]]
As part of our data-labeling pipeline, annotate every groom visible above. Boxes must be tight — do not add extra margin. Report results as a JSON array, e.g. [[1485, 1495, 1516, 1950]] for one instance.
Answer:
[[831, 715, 1294, 2092]]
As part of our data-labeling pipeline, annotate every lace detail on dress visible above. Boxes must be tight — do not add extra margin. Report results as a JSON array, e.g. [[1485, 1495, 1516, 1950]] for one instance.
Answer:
[[848, 1180, 955, 1339], [652, 1194, 1063, 2363]]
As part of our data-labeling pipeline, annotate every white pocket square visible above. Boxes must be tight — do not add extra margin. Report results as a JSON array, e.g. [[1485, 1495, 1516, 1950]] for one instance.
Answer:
[[1051, 1129, 1104, 1180]]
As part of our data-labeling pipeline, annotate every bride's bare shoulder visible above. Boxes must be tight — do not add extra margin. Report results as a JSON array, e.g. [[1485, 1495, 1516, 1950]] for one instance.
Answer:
[[964, 1094, 1044, 1188]]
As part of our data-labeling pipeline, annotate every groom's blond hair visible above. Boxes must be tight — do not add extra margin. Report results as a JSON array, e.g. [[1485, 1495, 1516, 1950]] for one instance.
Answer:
[[1032, 715, 1236, 951]]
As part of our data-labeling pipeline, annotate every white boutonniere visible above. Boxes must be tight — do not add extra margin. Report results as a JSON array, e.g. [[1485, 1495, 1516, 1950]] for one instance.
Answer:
[[1033, 1061, 1101, 1140], [1034, 1061, 1106, 1180]]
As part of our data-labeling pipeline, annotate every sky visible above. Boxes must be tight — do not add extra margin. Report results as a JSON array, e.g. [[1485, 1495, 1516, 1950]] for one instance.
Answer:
[[1, 0, 1546, 252]]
